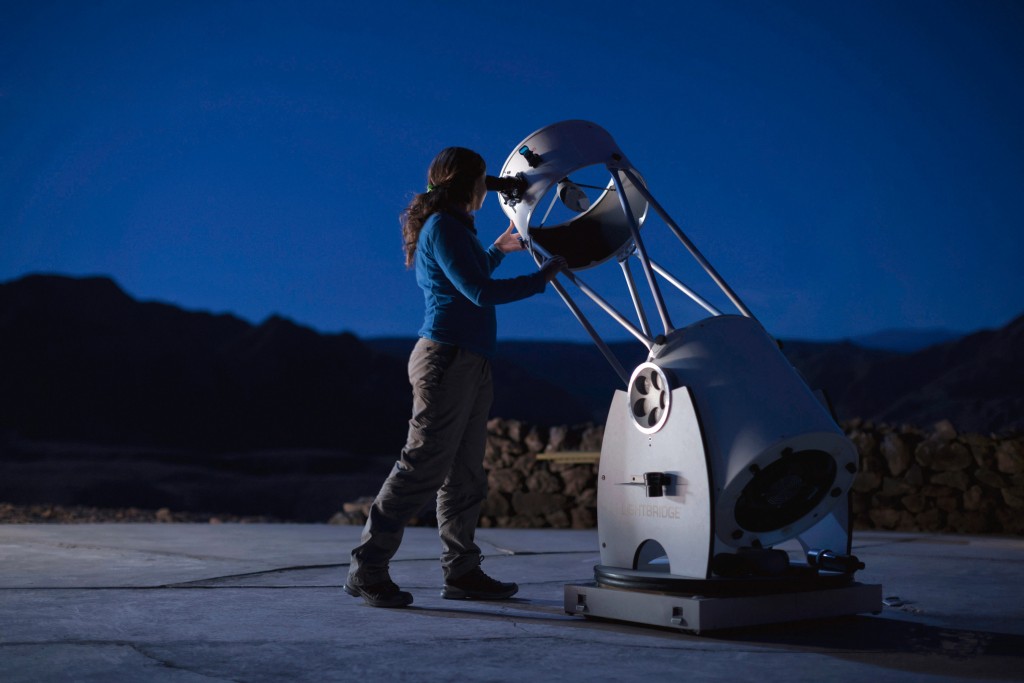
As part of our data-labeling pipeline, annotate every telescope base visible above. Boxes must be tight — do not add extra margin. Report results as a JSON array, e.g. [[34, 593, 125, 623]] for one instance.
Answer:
[[563, 580, 882, 634]]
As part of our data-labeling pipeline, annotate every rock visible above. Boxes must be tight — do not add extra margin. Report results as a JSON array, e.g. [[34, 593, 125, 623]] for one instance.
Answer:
[[853, 470, 881, 493], [963, 485, 985, 511], [511, 492, 568, 517], [995, 440, 1024, 475], [561, 467, 595, 497], [512, 453, 537, 472], [932, 419, 958, 441], [849, 430, 879, 460], [571, 507, 596, 529], [547, 425, 568, 452], [921, 484, 955, 498], [580, 425, 604, 452], [486, 435, 524, 466], [963, 434, 997, 469], [545, 510, 571, 528], [483, 437, 503, 463], [930, 470, 971, 491], [1001, 487, 1024, 509], [869, 508, 900, 529], [899, 423, 924, 437], [995, 506, 1024, 534], [575, 488, 597, 508], [861, 454, 884, 476], [155, 507, 173, 523], [505, 515, 538, 528], [506, 419, 523, 443], [881, 476, 914, 498], [900, 494, 926, 514], [488, 468, 524, 494], [524, 426, 546, 453], [974, 468, 1008, 489], [486, 417, 507, 436], [898, 511, 918, 530], [946, 510, 991, 534], [935, 496, 959, 512], [881, 433, 912, 476], [526, 469, 562, 494], [916, 440, 972, 471], [902, 464, 924, 487], [480, 491, 510, 517], [915, 508, 944, 531], [502, 448, 521, 467]]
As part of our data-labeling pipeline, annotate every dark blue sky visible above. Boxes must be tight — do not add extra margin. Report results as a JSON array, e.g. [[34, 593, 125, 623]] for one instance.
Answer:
[[2, 0, 1022, 343]]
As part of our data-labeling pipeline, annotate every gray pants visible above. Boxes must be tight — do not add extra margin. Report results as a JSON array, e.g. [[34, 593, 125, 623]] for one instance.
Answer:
[[348, 338, 492, 585]]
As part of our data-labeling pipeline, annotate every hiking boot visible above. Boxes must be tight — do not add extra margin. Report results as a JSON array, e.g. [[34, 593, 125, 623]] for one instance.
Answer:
[[442, 566, 518, 600], [344, 578, 413, 608]]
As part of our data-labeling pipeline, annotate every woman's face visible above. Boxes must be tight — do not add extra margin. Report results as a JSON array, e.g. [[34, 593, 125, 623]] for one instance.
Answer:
[[469, 171, 487, 212]]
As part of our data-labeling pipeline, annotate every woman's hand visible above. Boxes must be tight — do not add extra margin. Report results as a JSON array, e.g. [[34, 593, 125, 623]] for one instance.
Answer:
[[540, 255, 568, 282], [493, 221, 526, 254]]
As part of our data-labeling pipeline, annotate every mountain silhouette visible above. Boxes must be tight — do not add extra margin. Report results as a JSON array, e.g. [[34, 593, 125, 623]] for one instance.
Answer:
[[0, 274, 410, 453], [1, 274, 1020, 457]]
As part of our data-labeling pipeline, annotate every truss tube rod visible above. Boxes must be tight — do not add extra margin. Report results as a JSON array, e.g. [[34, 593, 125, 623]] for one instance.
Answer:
[[531, 242, 654, 349], [649, 259, 723, 317], [558, 269, 653, 349], [619, 257, 653, 337], [610, 168, 674, 333], [537, 189, 560, 229], [621, 167, 755, 319], [549, 278, 631, 385]]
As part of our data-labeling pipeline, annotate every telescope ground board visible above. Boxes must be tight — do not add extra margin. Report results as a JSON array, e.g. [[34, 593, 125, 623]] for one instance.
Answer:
[[564, 581, 883, 634]]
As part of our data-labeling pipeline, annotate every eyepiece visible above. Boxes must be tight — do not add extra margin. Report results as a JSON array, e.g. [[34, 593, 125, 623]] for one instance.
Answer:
[[486, 173, 529, 209], [485, 174, 527, 195]]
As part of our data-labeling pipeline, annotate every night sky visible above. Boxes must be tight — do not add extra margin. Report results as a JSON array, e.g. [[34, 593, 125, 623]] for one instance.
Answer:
[[2, 0, 1022, 345]]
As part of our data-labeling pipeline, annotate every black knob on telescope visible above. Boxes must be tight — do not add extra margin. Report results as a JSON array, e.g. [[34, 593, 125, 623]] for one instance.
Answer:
[[643, 472, 670, 498], [517, 145, 543, 167]]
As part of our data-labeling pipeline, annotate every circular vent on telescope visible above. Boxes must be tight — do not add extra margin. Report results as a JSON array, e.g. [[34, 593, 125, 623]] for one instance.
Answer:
[[627, 363, 671, 434], [734, 449, 837, 532]]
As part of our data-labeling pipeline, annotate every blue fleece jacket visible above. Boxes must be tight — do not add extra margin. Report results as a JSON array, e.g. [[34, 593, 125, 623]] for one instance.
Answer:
[[415, 211, 546, 358]]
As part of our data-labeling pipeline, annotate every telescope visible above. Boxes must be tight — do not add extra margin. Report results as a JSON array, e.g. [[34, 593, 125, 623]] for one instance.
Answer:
[[493, 121, 882, 633]]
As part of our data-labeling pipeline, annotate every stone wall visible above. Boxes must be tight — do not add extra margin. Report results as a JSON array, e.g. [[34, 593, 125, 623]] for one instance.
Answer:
[[333, 419, 604, 529], [847, 419, 1023, 535], [478, 419, 603, 529], [335, 418, 1024, 535]]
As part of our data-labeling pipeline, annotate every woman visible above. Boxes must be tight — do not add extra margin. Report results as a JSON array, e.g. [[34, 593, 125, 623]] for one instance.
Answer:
[[346, 147, 566, 608]]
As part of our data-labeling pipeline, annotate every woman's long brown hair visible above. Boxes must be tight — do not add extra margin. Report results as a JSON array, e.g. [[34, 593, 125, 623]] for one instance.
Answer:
[[401, 147, 486, 268]]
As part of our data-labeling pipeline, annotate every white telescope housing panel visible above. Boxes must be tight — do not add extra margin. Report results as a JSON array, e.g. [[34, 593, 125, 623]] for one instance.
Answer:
[[497, 120, 649, 271], [494, 120, 861, 565], [498, 121, 884, 629], [651, 315, 858, 549]]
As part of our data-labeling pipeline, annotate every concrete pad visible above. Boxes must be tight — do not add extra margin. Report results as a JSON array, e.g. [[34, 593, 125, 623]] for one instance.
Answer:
[[1, 525, 1021, 682]]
